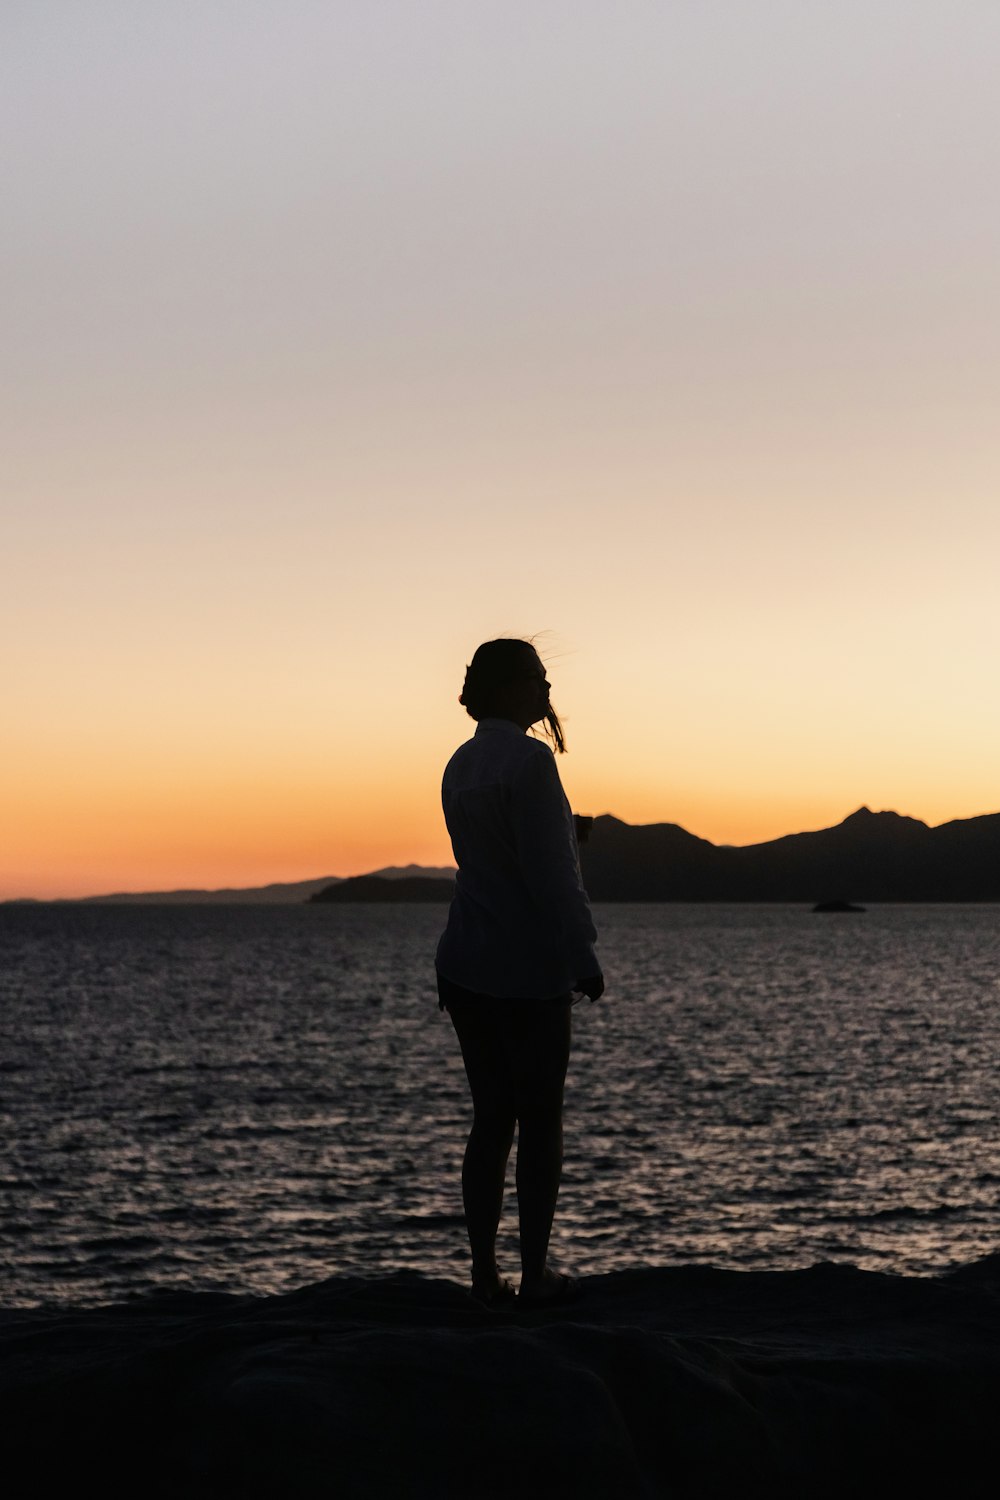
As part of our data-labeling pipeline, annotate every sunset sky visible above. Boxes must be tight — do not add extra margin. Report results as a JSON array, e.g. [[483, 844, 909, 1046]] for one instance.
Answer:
[[4, 1, 999, 899]]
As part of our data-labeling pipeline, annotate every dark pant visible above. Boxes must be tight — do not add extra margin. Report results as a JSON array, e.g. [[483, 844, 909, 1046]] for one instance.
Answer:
[[437, 973, 572, 1282], [434, 978, 569, 1098], [437, 974, 572, 1117]]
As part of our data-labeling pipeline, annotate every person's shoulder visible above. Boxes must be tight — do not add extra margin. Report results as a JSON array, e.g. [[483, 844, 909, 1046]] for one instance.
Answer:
[[443, 729, 516, 775], [521, 734, 554, 762], [444, 726, 552, 782], [443, 735, 479, 776], [491, 730, 552, 769], [510, 735, 558, 785]]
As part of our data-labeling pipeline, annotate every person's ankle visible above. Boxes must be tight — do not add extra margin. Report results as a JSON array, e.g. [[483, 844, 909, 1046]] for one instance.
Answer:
[[519, 1266, 556, 1294]]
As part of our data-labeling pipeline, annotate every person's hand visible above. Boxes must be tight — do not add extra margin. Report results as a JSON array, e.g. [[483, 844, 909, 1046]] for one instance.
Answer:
[[574, 972, 605, 1002]]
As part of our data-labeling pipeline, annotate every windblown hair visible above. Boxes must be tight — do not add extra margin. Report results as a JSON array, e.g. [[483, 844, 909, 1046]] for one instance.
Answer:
[[459, 638, 566, 753]]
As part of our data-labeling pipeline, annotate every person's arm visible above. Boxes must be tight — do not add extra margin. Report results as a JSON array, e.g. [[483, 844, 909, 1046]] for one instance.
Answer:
[[510, 748, 601, 988]]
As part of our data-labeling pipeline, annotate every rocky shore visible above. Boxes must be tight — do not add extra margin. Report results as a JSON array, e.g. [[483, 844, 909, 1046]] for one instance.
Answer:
[[3, 1257, 998, 1497]]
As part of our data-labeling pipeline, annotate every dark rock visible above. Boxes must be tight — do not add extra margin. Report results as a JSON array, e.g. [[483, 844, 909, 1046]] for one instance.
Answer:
[[3, 1259, 998, 1498]]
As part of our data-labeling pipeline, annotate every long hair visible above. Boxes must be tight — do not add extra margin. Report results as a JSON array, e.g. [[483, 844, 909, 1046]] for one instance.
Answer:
[[459, 638, 566, 753]]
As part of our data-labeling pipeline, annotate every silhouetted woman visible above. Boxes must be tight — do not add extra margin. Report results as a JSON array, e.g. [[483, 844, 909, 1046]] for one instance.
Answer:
[[436, 639, 603, 1307]]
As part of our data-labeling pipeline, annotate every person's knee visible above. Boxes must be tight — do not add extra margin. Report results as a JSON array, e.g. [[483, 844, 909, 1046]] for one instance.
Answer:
[[514, 1074, 566, 1124], [471, 1108, 516, 1145], [515, 1104, 564, 1141]]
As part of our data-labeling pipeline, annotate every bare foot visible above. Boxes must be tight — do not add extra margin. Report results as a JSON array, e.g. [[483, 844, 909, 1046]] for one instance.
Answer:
[[518, 1268, 581, 1306], [471, 1275, 516, 1308]]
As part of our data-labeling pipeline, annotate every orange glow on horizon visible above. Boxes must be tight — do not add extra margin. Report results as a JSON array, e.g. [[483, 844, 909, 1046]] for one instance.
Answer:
[[5, 6, 999, 900], [4, 768, 997, 901]]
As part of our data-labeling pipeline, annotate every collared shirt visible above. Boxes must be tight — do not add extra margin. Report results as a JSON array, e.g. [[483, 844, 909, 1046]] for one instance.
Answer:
[[435, 718, 599, 999]]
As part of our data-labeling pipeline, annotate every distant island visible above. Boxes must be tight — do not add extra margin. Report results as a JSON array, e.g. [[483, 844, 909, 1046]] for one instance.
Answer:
[[68, 865, 457, 905], [14, 808, 1000, 904], [309, 875, 455, 903]]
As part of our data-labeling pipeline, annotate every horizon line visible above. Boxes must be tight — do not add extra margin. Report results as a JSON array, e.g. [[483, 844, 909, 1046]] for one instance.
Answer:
[[6, 803, 1000, 904]]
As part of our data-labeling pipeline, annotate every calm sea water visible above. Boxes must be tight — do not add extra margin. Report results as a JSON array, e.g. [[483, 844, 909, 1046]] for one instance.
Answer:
[[1, 903, 997, 1307]]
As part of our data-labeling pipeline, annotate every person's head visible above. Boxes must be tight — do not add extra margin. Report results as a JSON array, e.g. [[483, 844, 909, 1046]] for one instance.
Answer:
[[459, 638, 566, 752]]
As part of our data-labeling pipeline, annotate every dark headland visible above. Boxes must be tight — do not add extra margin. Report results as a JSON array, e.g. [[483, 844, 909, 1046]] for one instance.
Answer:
[[579, 806, 1000, 902], [16, 808, 998, 905], [4, 1257, 998, 1497], [308, 807, 1000, 904], [70, 865, 457, 905], [309, 874, 456, 903]]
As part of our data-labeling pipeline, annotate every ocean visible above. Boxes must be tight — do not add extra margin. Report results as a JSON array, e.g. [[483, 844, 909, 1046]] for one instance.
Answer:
[[1, 902, 997, 1308]]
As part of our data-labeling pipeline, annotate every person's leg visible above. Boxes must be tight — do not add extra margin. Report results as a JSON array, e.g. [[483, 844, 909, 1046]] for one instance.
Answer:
[[508, 999, 572, 1295], [447, 994, 517, 1298]]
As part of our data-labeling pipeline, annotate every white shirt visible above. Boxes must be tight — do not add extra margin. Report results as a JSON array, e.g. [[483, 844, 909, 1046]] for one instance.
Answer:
[[435, 718, 599, 999]]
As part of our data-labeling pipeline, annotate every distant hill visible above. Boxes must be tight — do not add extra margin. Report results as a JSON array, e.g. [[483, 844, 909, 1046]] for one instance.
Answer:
[[21, 810, 1000, 904], [77, 866, 455, 905], [80, 876, 343, 905], [580, 807, 1000, 902], [309, 875, 455, 904]]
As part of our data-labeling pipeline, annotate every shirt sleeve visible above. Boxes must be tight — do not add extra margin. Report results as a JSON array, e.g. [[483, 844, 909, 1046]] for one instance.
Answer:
[[509, 747, 599, 978]]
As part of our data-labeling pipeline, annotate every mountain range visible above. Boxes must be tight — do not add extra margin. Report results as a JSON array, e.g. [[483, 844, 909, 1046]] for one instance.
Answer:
[[579, 807, 1000, 902], [309, 875, 457, 904], [72, 865, 457, 905], [17, 809, 998, 904]]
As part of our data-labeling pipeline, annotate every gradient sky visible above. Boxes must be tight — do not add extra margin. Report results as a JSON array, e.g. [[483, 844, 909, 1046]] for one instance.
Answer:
[[4, 1, 999, 897]]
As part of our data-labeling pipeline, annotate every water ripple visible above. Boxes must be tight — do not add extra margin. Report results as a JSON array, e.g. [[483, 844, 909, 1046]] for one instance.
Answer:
[[1, 902, 998, 1306]]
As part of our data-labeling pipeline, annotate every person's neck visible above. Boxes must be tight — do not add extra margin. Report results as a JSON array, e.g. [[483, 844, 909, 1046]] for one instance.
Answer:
[[478, 715, 528, 733]]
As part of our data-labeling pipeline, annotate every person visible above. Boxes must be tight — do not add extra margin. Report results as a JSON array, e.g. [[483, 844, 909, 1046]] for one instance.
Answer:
[[436, 638, 604, 1308]]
